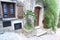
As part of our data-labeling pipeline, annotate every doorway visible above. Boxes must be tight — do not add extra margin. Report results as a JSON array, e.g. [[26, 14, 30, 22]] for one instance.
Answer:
[[34, 6, 41, 26]]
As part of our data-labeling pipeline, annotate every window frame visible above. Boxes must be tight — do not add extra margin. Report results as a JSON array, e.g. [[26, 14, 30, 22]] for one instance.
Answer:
[[1, 1, 17, 20]]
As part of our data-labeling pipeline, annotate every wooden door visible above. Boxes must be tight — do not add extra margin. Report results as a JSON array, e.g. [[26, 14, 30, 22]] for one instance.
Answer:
[[34, 6, 41, 26], [17, 6, 23, 19]]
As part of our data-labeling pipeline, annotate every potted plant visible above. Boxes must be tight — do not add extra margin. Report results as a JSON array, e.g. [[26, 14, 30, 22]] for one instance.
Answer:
[[23, 10, 36, 32]]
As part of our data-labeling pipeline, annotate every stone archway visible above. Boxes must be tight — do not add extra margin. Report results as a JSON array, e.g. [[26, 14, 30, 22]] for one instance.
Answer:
[[33, 4, 44, 28], [34, 6, 41, 26]]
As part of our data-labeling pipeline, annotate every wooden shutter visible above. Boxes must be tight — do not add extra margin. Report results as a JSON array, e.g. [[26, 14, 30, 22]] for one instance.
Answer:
[[0, 2, 1, 13], [17, 6, 23, 19]]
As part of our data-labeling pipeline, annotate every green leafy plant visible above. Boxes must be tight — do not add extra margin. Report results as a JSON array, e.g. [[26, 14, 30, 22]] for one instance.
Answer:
[[24, 10, 36, 32], [41, 0, 57, 31]]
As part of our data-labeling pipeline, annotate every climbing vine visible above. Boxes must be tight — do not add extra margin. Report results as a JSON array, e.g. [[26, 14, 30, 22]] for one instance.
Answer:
[[41, 0, 57, 31]]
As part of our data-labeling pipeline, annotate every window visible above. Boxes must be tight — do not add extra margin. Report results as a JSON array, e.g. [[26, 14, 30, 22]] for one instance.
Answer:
[[14, 23, 22, 30], [3, 4, 7, 14], [1, 2, 15, 18], [3, 21, 11, 27], [3, 4, 8, 18], [10, 4, 14, 14]]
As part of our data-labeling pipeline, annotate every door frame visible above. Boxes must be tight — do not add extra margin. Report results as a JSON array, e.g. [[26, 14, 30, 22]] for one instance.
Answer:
[[33, 4, 44, 29]]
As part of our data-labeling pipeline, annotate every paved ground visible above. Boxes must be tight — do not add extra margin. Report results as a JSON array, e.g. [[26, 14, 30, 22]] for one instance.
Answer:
[[0, 28, 60, 40]]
